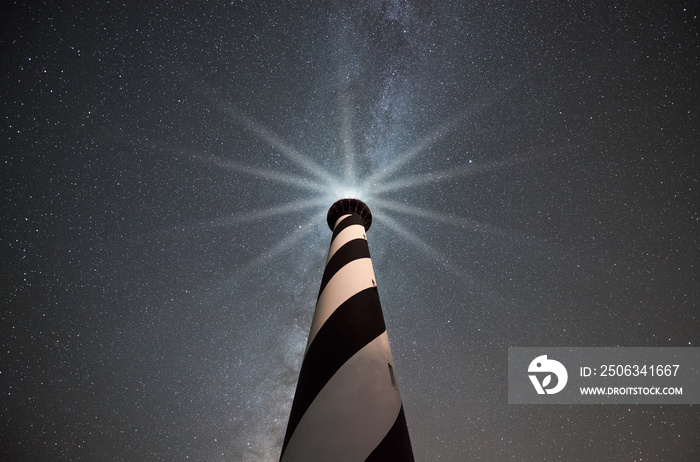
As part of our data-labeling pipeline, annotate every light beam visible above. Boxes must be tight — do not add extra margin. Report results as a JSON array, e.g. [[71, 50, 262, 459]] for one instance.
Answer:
[[208, 198, 327, 228], [373, 198, 512, 239], [373, 212, 475, 283], [364, 76, 521, 187], [201, 85, 336, 184], [371, 153, 543, 195], [198, 154, 325, 193], [238, 209, 327, 275]]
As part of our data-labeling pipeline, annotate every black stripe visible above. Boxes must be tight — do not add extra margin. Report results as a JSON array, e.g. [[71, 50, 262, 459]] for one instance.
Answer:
[[318, 238, 371, 296], [365, 406, 415, 462], [280, 287, 387, 456], [331, 213, 365, 240]]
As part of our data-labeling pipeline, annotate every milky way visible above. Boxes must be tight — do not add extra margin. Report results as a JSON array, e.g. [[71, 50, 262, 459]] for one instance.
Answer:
[[2, 2, 699, 460]]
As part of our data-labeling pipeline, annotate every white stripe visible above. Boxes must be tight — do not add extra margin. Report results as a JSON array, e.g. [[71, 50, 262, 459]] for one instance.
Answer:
[[327, 222, 367, 263], [281, 332, 401, 462], [332, 213, 352, 230], [306, 258, 376, 352]]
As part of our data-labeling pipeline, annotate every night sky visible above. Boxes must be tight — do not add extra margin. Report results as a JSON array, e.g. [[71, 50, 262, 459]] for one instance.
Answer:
[[2, 2, 699, 461]]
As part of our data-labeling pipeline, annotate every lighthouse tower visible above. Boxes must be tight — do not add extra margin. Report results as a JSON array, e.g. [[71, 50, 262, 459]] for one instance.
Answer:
[[280, 198, 414, 461]]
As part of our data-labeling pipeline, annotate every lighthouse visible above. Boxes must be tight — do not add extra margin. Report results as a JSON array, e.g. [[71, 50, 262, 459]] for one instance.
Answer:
[[280, 198, 414, 461]]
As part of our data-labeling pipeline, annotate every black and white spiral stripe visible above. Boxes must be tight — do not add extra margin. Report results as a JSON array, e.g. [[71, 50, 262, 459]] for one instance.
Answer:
[[280, 213, 414, 461]]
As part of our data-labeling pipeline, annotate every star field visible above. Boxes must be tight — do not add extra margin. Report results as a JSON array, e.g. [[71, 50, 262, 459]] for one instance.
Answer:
[[2, 2, 699, 461]]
